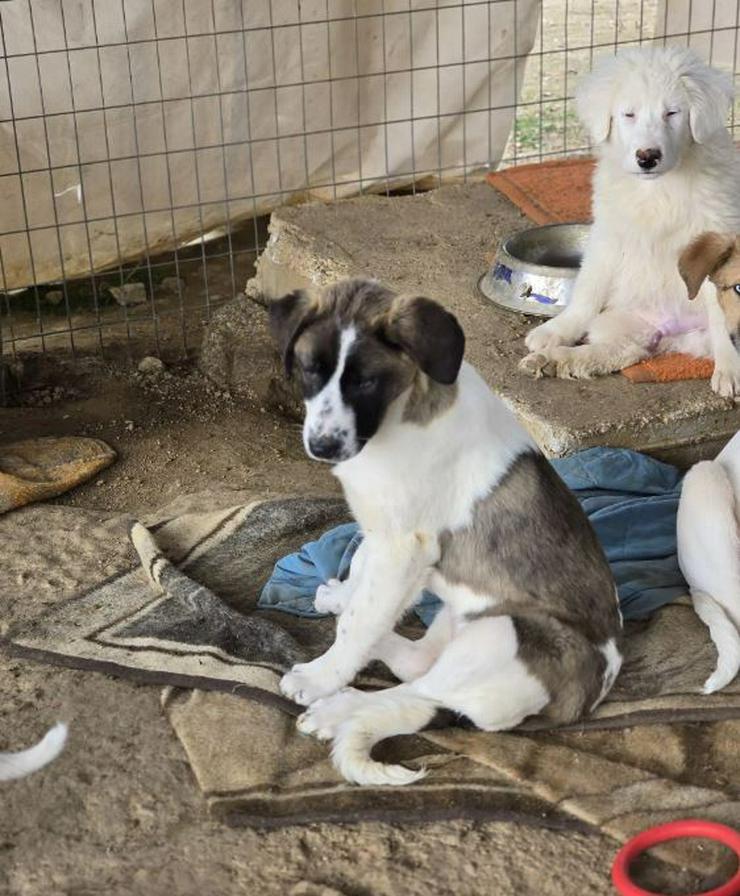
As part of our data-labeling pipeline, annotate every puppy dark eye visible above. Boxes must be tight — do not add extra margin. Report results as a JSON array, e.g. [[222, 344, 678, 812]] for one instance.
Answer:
[[300, 362, 324, 388], [355, 376, 379, 394], [665, 109, 679, 117], [623, 112, 635, 119], [300, 359, 322, 377], [734, 284, 740, 296]]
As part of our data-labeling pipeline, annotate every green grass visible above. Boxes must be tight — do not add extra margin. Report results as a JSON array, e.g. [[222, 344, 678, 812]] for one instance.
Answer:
[[514, 105, 582, 154]]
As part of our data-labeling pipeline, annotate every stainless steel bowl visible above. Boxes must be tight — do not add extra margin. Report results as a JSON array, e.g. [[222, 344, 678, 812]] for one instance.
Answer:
[[479, 222, 590, 318]]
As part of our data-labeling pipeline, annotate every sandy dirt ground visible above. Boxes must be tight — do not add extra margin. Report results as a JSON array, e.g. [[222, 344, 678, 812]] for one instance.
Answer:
[[0, 355, 711, 896]]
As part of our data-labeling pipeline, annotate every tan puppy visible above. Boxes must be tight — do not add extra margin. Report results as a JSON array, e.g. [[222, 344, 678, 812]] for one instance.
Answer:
[[679, 233, 740, 343]]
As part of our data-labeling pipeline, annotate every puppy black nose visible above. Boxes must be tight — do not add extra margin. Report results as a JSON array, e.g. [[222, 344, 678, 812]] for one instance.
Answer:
[[636, 148, 662, 170], [308, 435, 343, 460]]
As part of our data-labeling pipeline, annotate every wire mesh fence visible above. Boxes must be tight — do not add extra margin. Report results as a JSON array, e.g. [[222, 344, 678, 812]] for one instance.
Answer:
[[0, 0, 738, 382]]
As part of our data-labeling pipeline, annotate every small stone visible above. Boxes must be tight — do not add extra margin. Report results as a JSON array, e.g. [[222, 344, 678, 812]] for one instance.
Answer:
[[125, 420, 135, 432], [109, 283, 147, 307], [44, 289, 65, 306], [290, 884, 345, 896], [96, 479, 105, 487], [137, 356, 165, 375], [160, 276, 185, 294]]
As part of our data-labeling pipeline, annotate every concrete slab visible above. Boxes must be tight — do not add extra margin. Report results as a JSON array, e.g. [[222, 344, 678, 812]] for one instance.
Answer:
[[248, 182, 740, 466]]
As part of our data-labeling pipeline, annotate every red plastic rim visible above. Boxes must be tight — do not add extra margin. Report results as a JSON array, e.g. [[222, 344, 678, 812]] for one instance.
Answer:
[[612, 819, 740, 896]]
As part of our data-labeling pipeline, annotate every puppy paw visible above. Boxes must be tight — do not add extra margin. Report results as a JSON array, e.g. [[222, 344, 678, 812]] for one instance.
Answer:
[[525, 323, 567, 353], [297, 688, 364, 740], [314, 579, 351, 615], [519, 352, 556, 378], [711, 362, 740, 400], [280, 659, 344, 706], [551, 355, 594, 380]]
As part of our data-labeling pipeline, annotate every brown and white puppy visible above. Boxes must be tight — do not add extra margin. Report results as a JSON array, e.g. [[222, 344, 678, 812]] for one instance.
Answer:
[[270, 277, 623, 786], [679, 232, 740, 355], [270, 278, 463, 462]]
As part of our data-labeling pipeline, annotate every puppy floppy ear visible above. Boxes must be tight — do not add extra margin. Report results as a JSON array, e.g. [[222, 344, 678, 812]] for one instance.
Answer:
[[575, 55, 618, 144], [384, 296, 465, 385], [678, 232, 735, 299], [681, 57, 734, 144], [268, 289, 315, 375]]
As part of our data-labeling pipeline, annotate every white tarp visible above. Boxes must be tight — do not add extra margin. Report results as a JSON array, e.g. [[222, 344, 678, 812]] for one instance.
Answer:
[[0, 0, 540, 290], [655, 0, 739, 71]]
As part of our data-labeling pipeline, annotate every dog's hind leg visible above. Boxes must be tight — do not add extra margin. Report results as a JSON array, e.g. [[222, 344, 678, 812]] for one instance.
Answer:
[[522, 310, 652, 379], [411, 615, 550, 731], [531, 310, 653, 378], [320, 615, 550, 786], [314, 539, 370, 615], [314, 578, 353, 615], [545, 340, 649, 378], [372, 605, 454, 682]]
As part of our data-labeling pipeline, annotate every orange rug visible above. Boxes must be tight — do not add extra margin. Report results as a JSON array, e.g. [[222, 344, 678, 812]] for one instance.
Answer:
[[622, 354, 714, 383], [485, 156, 595, 224], [487, 156, 712, 383]]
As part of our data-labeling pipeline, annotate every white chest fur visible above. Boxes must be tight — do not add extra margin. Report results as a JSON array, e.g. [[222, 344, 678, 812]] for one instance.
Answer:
[[333, 363, 534, 539]]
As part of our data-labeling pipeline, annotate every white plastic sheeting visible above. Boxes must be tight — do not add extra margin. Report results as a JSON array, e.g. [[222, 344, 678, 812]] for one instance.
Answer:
[[0, 0, 541, 290], [656, 0, 739, 69]]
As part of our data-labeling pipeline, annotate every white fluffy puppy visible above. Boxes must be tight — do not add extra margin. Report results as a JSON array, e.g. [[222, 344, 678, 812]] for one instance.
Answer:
[[520, 47, 740, 397]]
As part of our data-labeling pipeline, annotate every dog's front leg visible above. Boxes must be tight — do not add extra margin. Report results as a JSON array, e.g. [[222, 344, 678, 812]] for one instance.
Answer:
[[706, 287, 740, 399], [521, 239, 611, 363], [281, 532, 436, 706]]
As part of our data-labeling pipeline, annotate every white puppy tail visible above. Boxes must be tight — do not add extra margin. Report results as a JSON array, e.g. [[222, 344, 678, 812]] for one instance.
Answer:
[[0, 723, 68, 781], [692, 591, 740, 694], [331, 686, 437, 787]]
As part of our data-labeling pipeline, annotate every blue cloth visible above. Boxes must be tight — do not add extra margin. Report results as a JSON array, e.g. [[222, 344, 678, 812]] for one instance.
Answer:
[[258, 447, 686, 623]]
